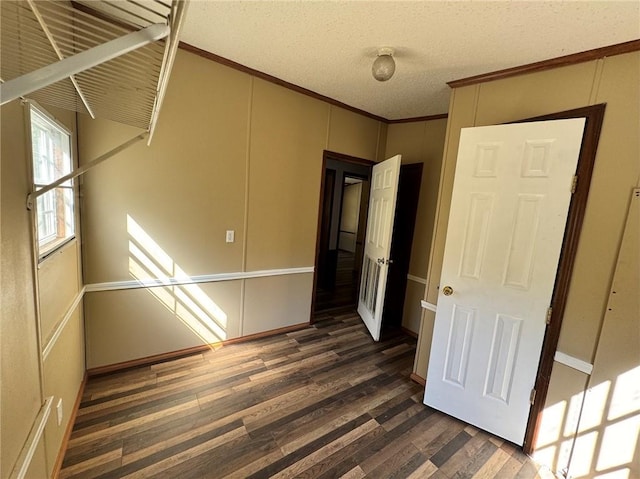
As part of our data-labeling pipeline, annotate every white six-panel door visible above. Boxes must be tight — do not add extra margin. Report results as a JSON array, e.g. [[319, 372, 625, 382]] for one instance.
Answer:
[[424, 119, 585, 445], [358, 154, 401, 341]]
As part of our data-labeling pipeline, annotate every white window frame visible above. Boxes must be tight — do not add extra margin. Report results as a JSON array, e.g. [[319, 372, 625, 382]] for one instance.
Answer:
[[27, 102, 77, 259]]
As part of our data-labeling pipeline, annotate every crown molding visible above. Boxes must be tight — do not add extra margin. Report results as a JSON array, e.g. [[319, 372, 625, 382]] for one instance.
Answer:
[[448, 38, 640, 89], [388, 113, 448, 124]]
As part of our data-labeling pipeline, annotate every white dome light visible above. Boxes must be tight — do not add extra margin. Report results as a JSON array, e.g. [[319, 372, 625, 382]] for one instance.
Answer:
[[372, 47, 396, 82]]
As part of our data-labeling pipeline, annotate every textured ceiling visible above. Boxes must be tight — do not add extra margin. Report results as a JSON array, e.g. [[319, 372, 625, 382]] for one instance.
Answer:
[[180, 1, 640, 120]]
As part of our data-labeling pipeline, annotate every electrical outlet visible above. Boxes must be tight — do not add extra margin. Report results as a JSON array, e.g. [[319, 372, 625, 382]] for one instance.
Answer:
[[56, 398, 63, 426], [226, 230, 235, 243]]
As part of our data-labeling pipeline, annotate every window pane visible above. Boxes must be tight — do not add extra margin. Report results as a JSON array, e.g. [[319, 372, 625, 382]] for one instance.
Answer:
[[30, 108, 72, 185], [30, 104, 75, 257], [36, 187, 75, 254], [36, 189, 58, 245], [62, 187, 75, 238]]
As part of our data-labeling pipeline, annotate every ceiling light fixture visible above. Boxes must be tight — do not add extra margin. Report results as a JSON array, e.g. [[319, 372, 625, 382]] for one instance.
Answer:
[[372, 47, 395, 82]]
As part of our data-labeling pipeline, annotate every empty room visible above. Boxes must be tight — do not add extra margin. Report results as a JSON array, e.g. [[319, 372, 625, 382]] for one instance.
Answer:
[[1, 1, 639, 478]]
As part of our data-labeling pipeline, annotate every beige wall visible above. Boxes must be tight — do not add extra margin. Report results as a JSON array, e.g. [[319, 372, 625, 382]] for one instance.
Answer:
[[415, 51, 640, 474], [1, 101, 85, 477], [243, 274, 314, 336], [384, 118, 448, 333], [535, 187, 639, 478], [25, 440, 49, 479], [328, 107, 383, 161], [246, 79, 328, 270], [401, 279, 427, 334], [39, 242, 80, 342], [85, 281, 241, 367], [42, 306, 85, 474], [567, 187, 638, 478], [80, 49, 386, 368], [1, 99, 42, 479]]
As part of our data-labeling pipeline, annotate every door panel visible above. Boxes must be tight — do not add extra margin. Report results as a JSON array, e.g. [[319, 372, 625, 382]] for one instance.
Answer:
[[357, 155, 401, 341], [424, 119, 585, 445]]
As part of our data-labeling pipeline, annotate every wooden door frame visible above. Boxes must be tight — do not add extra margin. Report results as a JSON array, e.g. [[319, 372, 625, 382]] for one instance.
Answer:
[[519, 104, 606, 453], [381, 162, 424, 333], [310, 150, 374, 322]]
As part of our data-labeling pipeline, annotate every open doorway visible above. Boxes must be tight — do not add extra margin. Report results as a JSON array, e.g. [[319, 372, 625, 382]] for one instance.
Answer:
[[315, 175, 367, 311], [314, 152, 372, 315], [312, 151, 423, 339]]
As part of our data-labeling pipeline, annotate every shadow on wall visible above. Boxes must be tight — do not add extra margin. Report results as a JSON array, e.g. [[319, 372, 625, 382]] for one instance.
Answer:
[[127, 214, 228, 344], [534, 365, 640, 479]]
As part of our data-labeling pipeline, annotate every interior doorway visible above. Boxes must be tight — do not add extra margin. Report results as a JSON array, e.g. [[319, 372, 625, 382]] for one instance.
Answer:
[[312, 151, 423, 339], [314, 152, 372, 315]]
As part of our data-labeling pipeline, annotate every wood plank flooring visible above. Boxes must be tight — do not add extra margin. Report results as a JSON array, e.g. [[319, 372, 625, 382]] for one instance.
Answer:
[[61, 312, 553, 479]]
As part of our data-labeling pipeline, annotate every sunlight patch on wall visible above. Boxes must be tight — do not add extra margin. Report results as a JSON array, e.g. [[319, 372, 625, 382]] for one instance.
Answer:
[[570, 431, 599, 477], [534, 364, 640, 479], [577, 381, 611, 434], [537, 400, 567, 447], [596, 416, 640, 472], [127, 214, 228, 344], [533, 399, 574, 475], [565, 389, 587, 437], [608, 365, 640, 421], [592, 468, 631, 479]]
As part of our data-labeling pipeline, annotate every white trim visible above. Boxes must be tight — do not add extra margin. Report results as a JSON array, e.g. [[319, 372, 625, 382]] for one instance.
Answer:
[[554, 351, 593, 375], [85, 267, 315, 293], [42, 287, 85, 361], [10, 397, 53, 479], [148, 1, 188, 143], [26, 100, 73, 136], [26, 0, 95, 119], [420, 300, 437, 312], [407, 274, 427, 285], [1, 24, 169, 105], [37, 235, 77, 269]]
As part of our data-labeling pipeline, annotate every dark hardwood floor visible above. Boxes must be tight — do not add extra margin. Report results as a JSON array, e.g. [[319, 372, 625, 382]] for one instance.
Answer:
[[315, 250, 359, 313], [60, 311, 552, 478]]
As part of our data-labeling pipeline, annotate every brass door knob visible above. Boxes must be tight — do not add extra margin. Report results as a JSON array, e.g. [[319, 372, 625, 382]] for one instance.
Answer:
[[442, 286, 454, 296]]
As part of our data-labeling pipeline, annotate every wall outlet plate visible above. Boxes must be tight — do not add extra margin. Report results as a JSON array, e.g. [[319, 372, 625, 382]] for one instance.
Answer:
[[56, 398, 63, 426], [226, 230, 235, 243]]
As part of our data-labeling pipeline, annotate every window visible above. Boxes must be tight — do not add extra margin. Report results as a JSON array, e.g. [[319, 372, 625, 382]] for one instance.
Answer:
[[29, 104, 75, 257]]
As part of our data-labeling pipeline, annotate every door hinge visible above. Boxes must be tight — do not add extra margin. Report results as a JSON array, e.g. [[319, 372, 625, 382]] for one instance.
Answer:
[[530, 388, 537, 405], [546, 306, 553, 325], [571, 175, 578, 194]]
